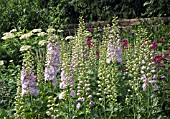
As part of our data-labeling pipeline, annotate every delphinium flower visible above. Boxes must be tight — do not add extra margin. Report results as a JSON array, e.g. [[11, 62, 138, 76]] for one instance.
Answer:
[[59, 42, 74, 91], [14, 45, 39, 118], [71, 17, 95, 117], [60, 36, 75, 89], [106, 29, 122, 64], [125, 27, 161, 118], [71, 36, 80, 71], [20, 46, 39, 97], [47, 39, 76, 118], [71, 17, 86, 72], [140, 75, 158, 91], [44, 36, 60, 86], [97, 18, 120, 115], [161, 75, 166, 79], [21, 68, 38, 97], [60, 69, 74, 90]]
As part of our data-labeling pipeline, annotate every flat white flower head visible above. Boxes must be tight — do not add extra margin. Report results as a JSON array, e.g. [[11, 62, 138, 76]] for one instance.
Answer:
[[20, 45, 31, 52], [65, 36, 74, 40], [38, 40, 47, 46], [32, 29, 42, 33], [20, 32, 33, 39], [10, 29, 17, 33], [37, 32, 47, 37], [1, 32, 15, 39], [47, 28, 56, 33]]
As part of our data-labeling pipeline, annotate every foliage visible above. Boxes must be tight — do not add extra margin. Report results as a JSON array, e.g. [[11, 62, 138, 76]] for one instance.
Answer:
[[1, 0, 170, 37], [143, 0, 170, 17]]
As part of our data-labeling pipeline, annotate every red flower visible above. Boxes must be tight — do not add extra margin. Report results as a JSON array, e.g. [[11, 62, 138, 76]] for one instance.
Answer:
[[154, 55, 164, 63], [96, 51, 100, 57], [151, 42, 158, 50], [159, 38, 165, 43], [122, 39, 128, 47], [89, 28, 93, 32], [164, 53, 169, 58], [86, 38, 93, 49], [158, 64, 164, 67]]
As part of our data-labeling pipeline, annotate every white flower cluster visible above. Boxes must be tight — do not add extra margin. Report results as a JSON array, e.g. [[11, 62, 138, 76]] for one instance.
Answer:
[[20, 32, 33, 39], [20, 45, 31, 52]]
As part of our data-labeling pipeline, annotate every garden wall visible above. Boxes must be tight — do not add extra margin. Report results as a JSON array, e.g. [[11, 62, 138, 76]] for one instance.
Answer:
[[63, 17, 170, 35]]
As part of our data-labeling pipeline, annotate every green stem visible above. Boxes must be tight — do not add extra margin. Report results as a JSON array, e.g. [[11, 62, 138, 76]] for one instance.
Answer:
[[133, 81, 136, 119], [147, 85, 150, 119]]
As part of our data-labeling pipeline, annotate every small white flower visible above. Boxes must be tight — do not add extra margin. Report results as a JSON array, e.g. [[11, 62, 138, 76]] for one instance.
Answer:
[[106, 57, 111, 64], [0, 60, 4, 65], [59, 91, 65, 100], [59, 82, 67, 89], [70, 90, 76, 98], [141, 66, 146, 70], [76, 103, 81, 109], [151, 70, 156, 73], [46, 111, 51, 116], [99, 98, 103, 101], [9, 60, 13, 62]]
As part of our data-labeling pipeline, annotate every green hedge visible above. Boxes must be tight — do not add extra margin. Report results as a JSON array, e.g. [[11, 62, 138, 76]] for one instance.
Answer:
[[0, 0, 170, 36]]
